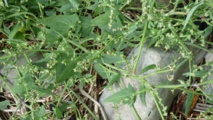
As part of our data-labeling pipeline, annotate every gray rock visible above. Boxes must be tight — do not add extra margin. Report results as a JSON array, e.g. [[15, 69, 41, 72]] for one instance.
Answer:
[[203, 50, 213, 99], [0, 52, 43, 90], [99, 45, 206, 120]]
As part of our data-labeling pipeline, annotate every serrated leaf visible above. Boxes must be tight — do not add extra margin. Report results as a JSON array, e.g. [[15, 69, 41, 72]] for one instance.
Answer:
[[185, 92, 194, 115], [0, 100, 10, 110], [139, 64, 156, 74], [139, 84, 147, 106], [104, 84, 136, 104], [91, 12, 110, 28], [94, 63, 108, 79], [105, 73, 121, 88], [183, 1, 204, 30]]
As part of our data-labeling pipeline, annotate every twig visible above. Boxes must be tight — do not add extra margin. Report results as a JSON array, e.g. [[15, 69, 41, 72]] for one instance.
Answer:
[[80, 89, 108, 120]]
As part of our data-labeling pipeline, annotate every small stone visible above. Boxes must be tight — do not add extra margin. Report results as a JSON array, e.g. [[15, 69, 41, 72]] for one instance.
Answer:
[[99, 45, 206, 120], [203, 50, 213, 99], [0, 52, 43, 90]]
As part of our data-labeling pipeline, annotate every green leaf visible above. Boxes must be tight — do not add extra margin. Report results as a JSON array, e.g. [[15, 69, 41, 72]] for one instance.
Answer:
[[32, 86, 54, 96], [69, 0, 80, 11], [80, 16, 93, 37], [9, 23, 21, 39], [185, 92, 194, 115], [99, 54, 123, 64], [183, 1, 204, 30], [91, 12, 110, 29], [40, 14, 79, 35], [0, 100, 10, 110], [94, 63, 108, 79], [193, 70, 208, 77], [125, 23, 138, 37], [56, 62, 75, 83], [139, 84, 147, 106], [204, 26, 213, 39], [175, 59, 188, 71], [104, 84, 136, 105], [34, 106, 47, 119], [183, 70, 208, 77], [139, 64, 156, 74], [14, 82, 25, 95], [59, 102, 69, 113], [55, 107, 63, 119], [58, 0, 81, 13], [105, 73, 121, 88]]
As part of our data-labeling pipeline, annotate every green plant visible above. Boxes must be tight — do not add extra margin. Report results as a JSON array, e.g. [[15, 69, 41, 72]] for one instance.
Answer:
[[0, 0, 212, 120]]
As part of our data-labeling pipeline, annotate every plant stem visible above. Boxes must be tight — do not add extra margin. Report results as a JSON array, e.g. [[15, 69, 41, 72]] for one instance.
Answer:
[[150, 91, 165, 120], [131, 105, 141, 120], [133, 21, 148, 74]]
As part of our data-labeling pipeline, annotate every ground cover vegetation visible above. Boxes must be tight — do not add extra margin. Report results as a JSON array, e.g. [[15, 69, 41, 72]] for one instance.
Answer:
[[0, 0, 213, 119]]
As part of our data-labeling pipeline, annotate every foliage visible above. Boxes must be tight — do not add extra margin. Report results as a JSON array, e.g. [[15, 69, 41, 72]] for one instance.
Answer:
[[0, 0, 213, 120]]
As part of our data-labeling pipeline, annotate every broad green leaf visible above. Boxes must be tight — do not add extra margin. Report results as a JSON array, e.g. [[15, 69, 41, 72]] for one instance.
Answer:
[[44, 28, 62, 43], [183, 1, 204, 30], [99, 54, 123, 64], [32, 86, 54, 96], [59, 102, 69, 113], [86, 2, 104, 15], [185, 92, 194, 115], [9, 23, 21, 39], [69, 0, 80, 11], [139, 64, 156, 74], [183, 70, 208, 77], [56, 62, 75, 83], [104, 84, 136, 105], [45, 10, 56, 16], [105, 73, 121, 88], [139, 84, 147, 106], [0, 100, 10, 110], [14, 82, 25, 95], [55, 107, 63, 119], [125, 23, 138, 37], [94, 63, 108, 79], [34, 106, 47, 119], [91, 12, 110, 29], [80, 16, 93, 37], [194, 70, 208, 77], [40, 14, 79, 35]]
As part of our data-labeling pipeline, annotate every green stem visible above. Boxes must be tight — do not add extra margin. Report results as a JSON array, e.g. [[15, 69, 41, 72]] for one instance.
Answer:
[[67, 39, 89, 53], [150, 91, 165, 120], [133, 21, 148, 74], [131, 105, 141, 120]]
